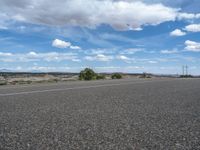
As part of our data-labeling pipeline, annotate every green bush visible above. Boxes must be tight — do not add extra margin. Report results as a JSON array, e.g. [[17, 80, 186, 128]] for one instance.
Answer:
[[96, 74, 106, 80], [180, 75, 193, 78], [79, 68, 97, 80], [111, 73, 122, 79]]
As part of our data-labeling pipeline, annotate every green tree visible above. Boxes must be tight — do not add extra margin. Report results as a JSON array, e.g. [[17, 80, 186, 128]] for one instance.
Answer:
[[111, 73, 122, 79], [79, 68, 97, 80]]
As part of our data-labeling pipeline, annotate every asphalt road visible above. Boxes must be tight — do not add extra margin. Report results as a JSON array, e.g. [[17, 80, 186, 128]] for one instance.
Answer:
[[0, 78, 200, 150]]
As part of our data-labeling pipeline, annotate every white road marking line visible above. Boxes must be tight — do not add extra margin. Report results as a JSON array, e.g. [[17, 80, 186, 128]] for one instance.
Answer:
[[0, 79, 172, 97]]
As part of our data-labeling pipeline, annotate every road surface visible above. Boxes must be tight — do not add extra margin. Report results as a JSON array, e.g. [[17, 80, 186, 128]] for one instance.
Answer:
[[0, 78, 200, 149]]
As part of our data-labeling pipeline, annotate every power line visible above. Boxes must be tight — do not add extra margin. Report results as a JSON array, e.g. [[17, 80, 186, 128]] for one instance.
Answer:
[[186, 65, 188, 76], [182, 65, 189, 76]]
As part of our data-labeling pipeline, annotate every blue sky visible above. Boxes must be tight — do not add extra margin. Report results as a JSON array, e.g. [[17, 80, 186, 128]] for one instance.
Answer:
[[0, 0, 200, 74]]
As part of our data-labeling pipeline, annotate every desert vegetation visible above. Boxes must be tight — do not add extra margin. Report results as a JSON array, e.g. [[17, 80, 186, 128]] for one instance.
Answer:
[[79, 68, 106, 80], [111, 73, 122, 79], [0, 69, 194, 86], [0, 72, 78, 85]]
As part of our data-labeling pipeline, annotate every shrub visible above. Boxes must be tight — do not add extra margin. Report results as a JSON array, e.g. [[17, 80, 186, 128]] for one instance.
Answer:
[[111, 73, 122, 79], [79, 68, 97, 80], [96, 74, 106, 80], [180, 75, 193, 78]]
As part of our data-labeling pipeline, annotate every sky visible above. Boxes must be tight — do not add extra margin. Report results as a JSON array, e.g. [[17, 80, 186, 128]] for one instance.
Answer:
[[0, 0, 200, 74]]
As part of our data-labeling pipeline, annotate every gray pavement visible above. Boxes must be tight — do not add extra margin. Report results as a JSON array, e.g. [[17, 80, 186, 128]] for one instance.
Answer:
[[0, 78, 200, 149]]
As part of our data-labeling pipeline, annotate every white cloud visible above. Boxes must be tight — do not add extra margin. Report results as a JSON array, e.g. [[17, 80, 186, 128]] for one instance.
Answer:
[[94, 54, 113, 62], [185, 24, 200, 32], [85, 54, 113, 62], [120, 48, 143, 54], [99, 33, 136, 43], [148, 60, 157, 64], [133, 27, 143, 31], [117, 55, 130, 60], [12, 14, 26, 21], [28, 66, 71, 72], [95, 66, 144, 73], [52, 39, 81, 50], [1, 0, 200, 31], [178, 13, 200, 20], [84, 48, 115, 55], [170, 29, 186, 36], [0, 13, 9, 30], [52, 39, 71, 48], [160, 49, 179, 54], [71, 58, 81, 62], [185, 40, 200, 52], [116, 55, 131, 63], [70, 45, 81, 50], [0, 65, 88, 72], [0, 24, 8, 30], [0, 52, 12, 56], [28, 51, 37, 56], [0, 0, 179, 31], [0, 51, 80, 62]]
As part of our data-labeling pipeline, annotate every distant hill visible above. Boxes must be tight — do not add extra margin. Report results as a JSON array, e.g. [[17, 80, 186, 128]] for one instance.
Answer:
[[30, 70, 42, 73]]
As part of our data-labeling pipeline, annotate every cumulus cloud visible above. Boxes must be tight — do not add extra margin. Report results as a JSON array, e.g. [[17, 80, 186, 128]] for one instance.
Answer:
[[0, 0, 180, 31], [185, 40, 200, 52], [0, 51, 80, 62], [52, 39, 81, 49], [184, 24, 200, 32], [85, 54, 113, 61], [170, 29, 186, 36], [1, 0, 200, 31], [52, 39, 71, 48]]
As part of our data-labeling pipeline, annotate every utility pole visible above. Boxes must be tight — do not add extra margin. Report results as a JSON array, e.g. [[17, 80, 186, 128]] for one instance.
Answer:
[[182, 65, 189, 76], [186, 65, 188, 76], [182, 65, 185, 76]]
